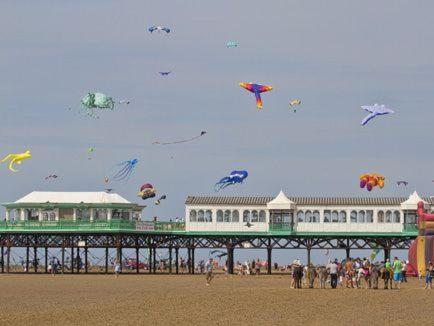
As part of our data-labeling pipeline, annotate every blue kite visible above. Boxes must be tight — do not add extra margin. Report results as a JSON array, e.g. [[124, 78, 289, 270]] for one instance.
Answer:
[[214, 170, 248, 191], [110, 159, 139, 182]]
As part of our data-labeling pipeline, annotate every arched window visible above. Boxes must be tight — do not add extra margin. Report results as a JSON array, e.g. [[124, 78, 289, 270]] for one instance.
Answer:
[[95, 209, 108, 220], [251, 210, 259, 222], [198, 210, 205, 222], [297, 211, 305, 222], [305, 211, 312, 223], [243, 210, 251, 222], [350, 211, 357, 223], [377, 210, 384, 223], [224, 210, 231, 222], [42, 212, 48, 221], [324, 210, 331, 223], [259, 210, 266, 222], [313, 211, 320, 223], [332, 211, 339, 223], [339, 211, 347, 223], [385, 210, 392, 223], [232, 210, 239, 222], [366, 210, 373, 223], [49, 212, 56, 221], [217, 210, 223, 222], [205, 210, 213, 222], [76, 208, 90, 221], [190, 210, 197, 222], [393, 211, 400, 223], [358, 210, 365, 223]]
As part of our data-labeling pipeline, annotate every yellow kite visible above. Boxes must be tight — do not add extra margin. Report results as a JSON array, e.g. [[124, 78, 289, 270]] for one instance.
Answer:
[[1, 150, 32, 172]]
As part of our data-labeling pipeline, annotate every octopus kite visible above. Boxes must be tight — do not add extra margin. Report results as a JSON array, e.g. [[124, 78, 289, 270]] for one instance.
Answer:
[[1, 150, 32, 172], [239, 82, 272, 109], [111, 159, 138, 182], [79, 92, 130, 118], [359, 173, 385, 191], [397, 180, 408, 186], [215, 170, 248, 192], [138, 183, 156, 200], [361, 104, 394, 126]]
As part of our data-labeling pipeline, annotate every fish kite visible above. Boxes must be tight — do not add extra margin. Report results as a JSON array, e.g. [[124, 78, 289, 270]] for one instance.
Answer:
[[159, 71, 171, 76], [289, 99, 301, 112], [111, 159, 138, 182], [1, 150, 32, 172], [138, 183, 156, 200], [148, 26, 170, 34], [155, 195, 167, 205], [360, 104, 394, 126], [78, 92, 130, 118], [215, 170, 248, 192], [359, 173, 385, 191], [226, 41, 238, 48], [152, 131, 207, 145], [239, 82, 272, 109], [397, 180, 408, 186]]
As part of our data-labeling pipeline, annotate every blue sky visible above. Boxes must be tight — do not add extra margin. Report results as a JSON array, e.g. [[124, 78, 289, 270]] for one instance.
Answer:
[[1, 1, 433, 262]]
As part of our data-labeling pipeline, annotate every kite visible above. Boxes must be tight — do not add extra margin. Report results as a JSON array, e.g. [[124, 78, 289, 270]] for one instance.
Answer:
[[138, 183, 156, 200], [1, 150, 32, 172], [289, 99, 301, 112], [215, 170, 248, 192], [360, 103, 394, 126], [359, 173, 385, 191], [155, 195, 167, 205], [245, 221, 254, 228], [111, 159, 138, 182], [78, 92, 130, 118], [239, 82, 272, 109], [226, 41, 238, 48], [210, 250, 227, 260], [370, 248, 380, 261], [397, 180, 408, 186], [152, 131, 207, 145], [148, 26, 170, 34], [159, 71, 171, 76], [87, 147, 95, 160], [45, 174, 58, 180], [105, 188, 113, 193]]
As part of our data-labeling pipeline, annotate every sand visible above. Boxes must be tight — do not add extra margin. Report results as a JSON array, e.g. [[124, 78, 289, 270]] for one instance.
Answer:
[[0, 273, 432, 325]]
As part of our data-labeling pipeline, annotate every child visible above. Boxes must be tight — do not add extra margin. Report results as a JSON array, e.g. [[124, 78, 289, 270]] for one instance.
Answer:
[[424, 261, 433, 289]]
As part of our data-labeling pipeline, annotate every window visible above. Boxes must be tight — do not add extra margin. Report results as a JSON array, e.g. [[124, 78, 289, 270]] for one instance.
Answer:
[[76, 208, 90, 221], [27, 209, 39, 221], [358, 210, 365, 223], [366, 210, 373, 223], [259, 210, 266, 223], [121, 210, 130, 220], [339, 211, 346, 223], [232, 210, 239, 222], [189, 210, 197, 222], [43, 212, 48, 221], [217, 210, 224, 222], [332, 211, 339, 223], [385, 211, 392, 223], [243, 210, 251, 223], [224, 210, 231, 222], [95, 209, 108, 220], [393, 211, 400, 223], [205, 210, 213, 222], [297, 211, 305, 222], [378, 210, 384, 223], [404, 211, 417, 224], [350, 211, 357, 223], [43, 211, 56, 221], [251, 210, 259, 222], [313, 211, 320, 223], [324, 210, 331, 223], [198, 210, 205, 222], [305, 211, 312, 223]]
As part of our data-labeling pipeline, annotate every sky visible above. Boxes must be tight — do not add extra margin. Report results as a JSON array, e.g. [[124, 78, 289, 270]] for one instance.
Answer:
[[1, 0, 433, 263]]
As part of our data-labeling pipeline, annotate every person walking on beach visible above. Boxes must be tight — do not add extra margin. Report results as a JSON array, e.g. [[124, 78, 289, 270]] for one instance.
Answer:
[[392, 257, 402, 289], [327, 259, 338, 289], [205, 258, 214, 286], [345, 258, 354, 288], [424, 261, 433, 289], [114, 260, 121, 278]]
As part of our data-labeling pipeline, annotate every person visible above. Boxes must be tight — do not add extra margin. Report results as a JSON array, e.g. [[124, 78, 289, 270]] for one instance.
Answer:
[[50, 257, 57, 276], [114, 260, 121, 277], [205, 258, 214, 286], [401, 260, 408, 283], [392, 257, 402, 289], [255, 259, 261, 275], [425, 261, 433, 289], [327, 259, 338, 289], [345, 258, 354, 288]]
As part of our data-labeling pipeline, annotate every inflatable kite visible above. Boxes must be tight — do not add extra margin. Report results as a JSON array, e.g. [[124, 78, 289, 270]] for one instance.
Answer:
[[360, 104, 394, 126], [1, 150, 32, 172], [239, 82, 273, 109], [226, 41, 238, 48], [397, 180, 408, 186], [138, 183, 156, 200], [111, 159, 138, 182], [359, 173, 385, 191], [289, 99, 301, 112], [215, 170, 248, 192], [79, 92, 130, 118], [148, 26, 170, 34], [155, 195, 167, 205], [153, 131, 207, 145]]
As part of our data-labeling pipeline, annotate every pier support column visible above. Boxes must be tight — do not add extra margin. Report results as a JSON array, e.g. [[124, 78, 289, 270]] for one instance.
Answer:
[[168, 247, 173, 274], [267, 248, 272, 275], [71, 247, 74, 274], [191, 248, 195, 275], [61, 246, 65, 274], [6, 245, 10, 273], [307, 247, 312, 266], [148, 246, 152, 274], [152, 246, 157, 274], [187, 248, 191, 274], [26, 246, 29, 273], [175, 247, 179, 274], [346, 248, 351, 260], [84, 247, 88, 274], [76, 248, 80, 273], [33, 247, 38, 273], [384, 248, 391, 261], [227, 246, 234, 274], [136, 247, 140, 274], [44, 247, 48, 273], [105, 247, 109, 274], [0, 246, 4, 273]]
